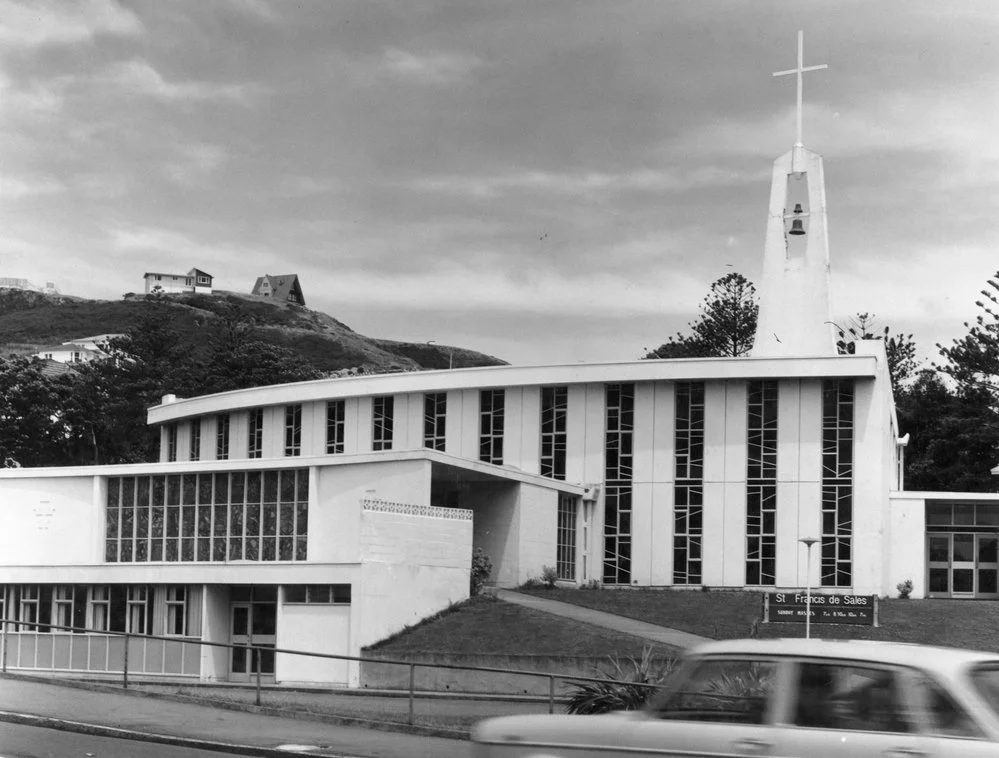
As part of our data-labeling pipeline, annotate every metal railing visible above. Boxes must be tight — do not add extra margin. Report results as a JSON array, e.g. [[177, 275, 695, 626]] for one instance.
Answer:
[[0, 617, 664, 724]]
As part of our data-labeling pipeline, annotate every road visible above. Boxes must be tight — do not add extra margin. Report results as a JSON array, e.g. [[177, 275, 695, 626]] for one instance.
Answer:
[[0, 722, 263, 758]]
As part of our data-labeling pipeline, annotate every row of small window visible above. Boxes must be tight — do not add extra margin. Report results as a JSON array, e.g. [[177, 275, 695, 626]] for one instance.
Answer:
[[105, 471, 309, 563], [0, 585, 200, 636], [163, 389, 570, 481], [284, 584, 351, 604]]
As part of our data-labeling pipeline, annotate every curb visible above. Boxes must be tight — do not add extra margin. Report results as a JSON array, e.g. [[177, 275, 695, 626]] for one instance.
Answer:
[[0, 710, 350, 758], [0, 673, 469, 743]]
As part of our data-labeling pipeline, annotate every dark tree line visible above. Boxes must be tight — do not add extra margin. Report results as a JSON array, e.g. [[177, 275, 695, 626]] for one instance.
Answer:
[[1, 300, 322, 468], [643, 271, 999, 492]]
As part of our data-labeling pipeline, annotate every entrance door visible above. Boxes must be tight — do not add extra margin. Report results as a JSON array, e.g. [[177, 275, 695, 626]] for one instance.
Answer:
[[229, 601, 276, 681], [951, 534, 976, 597], [926, 533, 999, 599], [977, 535, 998, 598]]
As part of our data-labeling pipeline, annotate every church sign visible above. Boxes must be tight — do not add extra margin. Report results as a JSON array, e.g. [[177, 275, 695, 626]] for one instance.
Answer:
[[763, 592, 878, 626]]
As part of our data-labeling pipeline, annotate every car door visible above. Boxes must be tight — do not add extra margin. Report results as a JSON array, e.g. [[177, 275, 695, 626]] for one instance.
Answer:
[[772, 659, 926, 758], [631, 656, 780, 757], [908, 671, 999, 757]]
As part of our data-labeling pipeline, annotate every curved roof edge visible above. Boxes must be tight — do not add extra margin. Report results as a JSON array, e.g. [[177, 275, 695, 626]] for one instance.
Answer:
[[148, 354, 878, 425]]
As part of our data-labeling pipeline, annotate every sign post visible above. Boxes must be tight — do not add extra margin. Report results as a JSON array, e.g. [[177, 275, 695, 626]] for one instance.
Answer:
[[764, 592, 878, 627]]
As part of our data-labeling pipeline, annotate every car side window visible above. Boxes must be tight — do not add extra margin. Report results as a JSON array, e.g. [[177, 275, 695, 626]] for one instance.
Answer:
[[793, 662, 914, 734], [913, 674, 984, 739], [653, 658, 775, 725]]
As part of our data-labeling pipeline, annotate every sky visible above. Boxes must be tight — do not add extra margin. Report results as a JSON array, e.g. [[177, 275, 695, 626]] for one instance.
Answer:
[[1, 1, 997, 367]]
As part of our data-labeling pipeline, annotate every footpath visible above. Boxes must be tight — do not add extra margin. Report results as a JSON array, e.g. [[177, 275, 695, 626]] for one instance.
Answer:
[[0, 590, 708, 757]]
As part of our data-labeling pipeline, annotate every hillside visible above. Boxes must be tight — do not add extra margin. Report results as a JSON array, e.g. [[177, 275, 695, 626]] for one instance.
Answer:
[[0, 288, 506, 372]]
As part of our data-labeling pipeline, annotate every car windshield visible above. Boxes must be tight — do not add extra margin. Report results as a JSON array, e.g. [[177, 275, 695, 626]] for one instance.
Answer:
[[969, 664, 999, 719]]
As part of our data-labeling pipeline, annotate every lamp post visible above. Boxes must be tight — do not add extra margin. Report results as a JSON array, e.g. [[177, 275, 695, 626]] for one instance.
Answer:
[[426, 340, 453, 370], [799, 537, 819, 639]]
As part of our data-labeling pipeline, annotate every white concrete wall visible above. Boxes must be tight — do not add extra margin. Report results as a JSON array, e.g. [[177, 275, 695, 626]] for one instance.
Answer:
[[201, 584, 230, 681], [888, 495, 927, 598], [0, 476, 102, 565], [276, 602, 351, 685], [356, 508, 472, 651], [466, 484, 520, 587], [514, 484, 559, 584], [310, 459, 432, 563], [853, 376, 888, 596], [403, 392, 424, 450]]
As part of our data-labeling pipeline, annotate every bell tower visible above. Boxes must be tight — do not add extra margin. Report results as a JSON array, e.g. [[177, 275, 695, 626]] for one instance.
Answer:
[[752, 31, 837, 358]]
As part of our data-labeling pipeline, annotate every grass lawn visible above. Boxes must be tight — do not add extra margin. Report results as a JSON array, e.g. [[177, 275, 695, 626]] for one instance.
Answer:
[[367, 594, 658, 657], [516, 588, 999, 652]]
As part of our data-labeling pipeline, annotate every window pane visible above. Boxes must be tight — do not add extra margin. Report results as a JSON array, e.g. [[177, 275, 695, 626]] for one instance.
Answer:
[[795, 663, 913, 733], [653, 659, 774, 724]]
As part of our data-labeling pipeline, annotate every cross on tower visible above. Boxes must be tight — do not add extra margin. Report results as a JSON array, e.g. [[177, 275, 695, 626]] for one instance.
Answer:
[[773, 30, 827, 147]]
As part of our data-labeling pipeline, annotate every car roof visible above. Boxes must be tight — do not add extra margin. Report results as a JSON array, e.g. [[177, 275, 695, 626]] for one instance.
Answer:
[[689, 638, 999, 675]]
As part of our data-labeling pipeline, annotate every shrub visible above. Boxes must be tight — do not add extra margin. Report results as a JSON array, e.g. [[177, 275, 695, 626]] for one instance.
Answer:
[[897, 579, 913, 599], [470, 548, 493, 596], [541, 565, 559, 589], [565, 646, 676, 715]]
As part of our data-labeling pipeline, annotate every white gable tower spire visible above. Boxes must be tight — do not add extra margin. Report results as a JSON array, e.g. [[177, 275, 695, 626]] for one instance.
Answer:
[[751, 31, 837, 357]]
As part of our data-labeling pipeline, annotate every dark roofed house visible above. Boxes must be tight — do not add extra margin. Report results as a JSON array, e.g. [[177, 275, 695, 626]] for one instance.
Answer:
[[251, 274, 306, 306]]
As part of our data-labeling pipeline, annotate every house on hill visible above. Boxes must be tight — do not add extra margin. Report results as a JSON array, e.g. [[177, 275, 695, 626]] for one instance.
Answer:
[[32, 334, 124, 364], [251, 274, 306, 306], [0, 278, 59, 294], [143, 268, 214, 295]]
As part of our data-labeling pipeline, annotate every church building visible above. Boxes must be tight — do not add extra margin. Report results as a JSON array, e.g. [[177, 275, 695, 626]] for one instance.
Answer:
[[2, 35, 997, 687]]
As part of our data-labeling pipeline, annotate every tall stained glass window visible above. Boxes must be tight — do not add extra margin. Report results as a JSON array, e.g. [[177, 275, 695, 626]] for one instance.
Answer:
[[247, 408, 263, 459], [326, 400, 345, 454], [746, 381, 778, 585], [372, 396, 394, 451], [284, 404, 302, 456], [479, 390, 505, 464], [216, 413, 230, 460], [556, 492, 577, 580], [604, 383, 634, 584], [540, 386, 568, 480], [424, 393, 447, 451], [674, 382, 705, 585], [189, 420, 201, 461], [821, 380, 854, 587]]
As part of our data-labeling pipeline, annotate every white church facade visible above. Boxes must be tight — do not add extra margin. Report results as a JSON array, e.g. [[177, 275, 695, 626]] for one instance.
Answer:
[[2, 34, 998, 686]]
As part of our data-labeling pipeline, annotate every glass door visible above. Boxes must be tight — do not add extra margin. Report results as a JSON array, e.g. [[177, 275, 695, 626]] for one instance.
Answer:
[[230, 602, 252, 682], [951, 533, 976, 597], [229, 601, 276, 681], [977, 535, 998, 598], [927, 535, 950, 597]]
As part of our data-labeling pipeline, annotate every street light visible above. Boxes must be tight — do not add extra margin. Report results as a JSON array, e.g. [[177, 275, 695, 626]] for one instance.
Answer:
[[426, 340, 453, 370], [799, 537, 819, 639]]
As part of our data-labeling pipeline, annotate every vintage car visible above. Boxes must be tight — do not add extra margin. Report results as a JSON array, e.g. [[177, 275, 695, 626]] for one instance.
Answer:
[[471, 638, 999, 757]]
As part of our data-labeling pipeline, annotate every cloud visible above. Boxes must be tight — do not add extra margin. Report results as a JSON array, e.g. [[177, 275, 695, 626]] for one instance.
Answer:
[[275, 176, 342, 198], [381, 48, 485, 85], [408, 165, 767, 200], [104, 60, 258, 103], [0, 175, 65, 199], [305, 262, 705, 319], [107, 225, 243, 261], [0, 74, 66, 121], [163, 143, 228, 185], [675, 88, 997, 172], [0, 0, 142, 49]]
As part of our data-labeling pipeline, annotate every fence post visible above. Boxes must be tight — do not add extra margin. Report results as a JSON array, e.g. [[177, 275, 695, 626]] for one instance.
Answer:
[[408, 663, 415, 725], [548, 675, 555, 714], [122, 632, 129, 689], [1, 619, 7, 673], [255, 649, 262, 707]]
